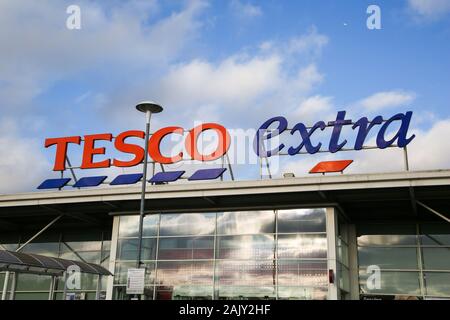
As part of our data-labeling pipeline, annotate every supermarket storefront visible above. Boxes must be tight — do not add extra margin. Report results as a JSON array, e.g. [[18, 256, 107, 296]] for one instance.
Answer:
[[1, 169, 450, 300]]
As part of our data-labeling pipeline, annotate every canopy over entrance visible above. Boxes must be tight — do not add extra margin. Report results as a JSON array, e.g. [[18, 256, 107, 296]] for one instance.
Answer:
[[0, 249, 111, 276]]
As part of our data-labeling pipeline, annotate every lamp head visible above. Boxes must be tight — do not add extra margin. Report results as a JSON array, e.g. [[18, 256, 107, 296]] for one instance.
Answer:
[[136, 101, 163, 114]]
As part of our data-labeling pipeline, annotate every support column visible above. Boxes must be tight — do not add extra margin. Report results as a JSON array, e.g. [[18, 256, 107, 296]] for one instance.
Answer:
[[48, 276, 56, 300], [62, 272, 68, 300], [9, 272, 17, 300], [96, 275, 102, 300], [348, 224, 360, 300], [1, 271, 10, 300], [326, 207, 339, 300], [106, 215, 120, 300]]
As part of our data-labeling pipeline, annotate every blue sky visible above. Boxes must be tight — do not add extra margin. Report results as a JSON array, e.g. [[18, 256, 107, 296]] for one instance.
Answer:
[[1, 0, 450, 193]]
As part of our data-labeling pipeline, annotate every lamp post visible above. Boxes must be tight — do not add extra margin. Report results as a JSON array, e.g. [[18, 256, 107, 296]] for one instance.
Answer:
[[135, 101, 163, 285]]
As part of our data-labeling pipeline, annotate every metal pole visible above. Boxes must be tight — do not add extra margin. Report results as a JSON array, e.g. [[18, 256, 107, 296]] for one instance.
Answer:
[[9, 272, 16, 300], [1, 272, 10, 300], [225, 153, 235, 181], [403, 146, 410, 171], [66, 157, 79, 184], [16, 215, 64, 252], [417, 201, 450, 224], [62, 272, 68, 300], [136, 111, 152, 299], [48, 276, 55, 300], [96, 275, 102, 300]]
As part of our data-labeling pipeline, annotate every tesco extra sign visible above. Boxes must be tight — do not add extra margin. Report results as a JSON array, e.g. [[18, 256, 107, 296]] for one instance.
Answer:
[[45, 110, 415, 171]]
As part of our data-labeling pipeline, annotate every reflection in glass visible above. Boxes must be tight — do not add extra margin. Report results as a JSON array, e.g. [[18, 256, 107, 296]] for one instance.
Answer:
[[359, 271, 421, 295], [358, 247, 418, 270], [278, 286, 327, 300], [422, 248, 450, 270], [158, 237, 214, 260], [116, 238, 157, 260], [13, 292, 49, 300], [217, 235, 275, 260], [420, 223, 450, 246], [16, 273, 51, 291], [424, 272, 450, 296], [278, 234, 327, 259], [118, 215, 158, 238], [113, 285, 155, 300], [337, 238, 349, 266], [156, 261, 213, 286], [217, 211, 275, 235], [357, 224, 416, 246], [114, 262, 156, 285], [20, 242, 60, 257], [160, 213, 215, 236], [216, 260, 276, 286], [59, 251, 101, 264], [278, 209, 326, 233], [277, 260, 328, 286], [217, 286, 276, 300], [156, 285, 212, 300]]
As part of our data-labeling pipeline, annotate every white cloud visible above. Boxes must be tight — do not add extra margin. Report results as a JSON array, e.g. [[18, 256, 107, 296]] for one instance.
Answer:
[[408, 0, 450, 19], [294, 95, 334, 123], [230, 0, 262, 18], [100, 26, 329, 130], [291, 64, 324, 93], [0, 0, 207, 110], [287, 26, 329, 57], [0, 119, 50, 194], [158, 55, 282, 107], [358, 90, 416, 112]]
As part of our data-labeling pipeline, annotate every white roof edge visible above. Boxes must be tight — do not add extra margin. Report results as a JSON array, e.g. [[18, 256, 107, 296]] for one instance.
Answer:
[[0, 169, 450, 207]]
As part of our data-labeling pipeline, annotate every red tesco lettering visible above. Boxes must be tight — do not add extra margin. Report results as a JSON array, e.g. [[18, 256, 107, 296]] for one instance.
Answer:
[[45, 123, 231, 171]]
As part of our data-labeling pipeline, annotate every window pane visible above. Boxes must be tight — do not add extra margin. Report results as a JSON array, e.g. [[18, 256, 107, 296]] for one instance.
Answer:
[[116, 238, 157, 260], [337, 239, 349, 266], [62, 231, 102, 251], [278, 260, 328, 286], [156, 261, 213, 286], [278, 234, 327, 259], [20, 242, 59, 257], [59, 251, 102, 264], [114, 262, 155, 285], [357, 224, 416, 246], [217, 211, 275, 235], [158, 237, 214, 260], [217, 286, 276, 300], [118, 215, 158, 238], [217, 235, 275, 260], [425, 272, 450, 296], [278, 286, 327, 300], [16, 273, 51, 291], [358, 247, 418, 270], [160, 213, 215, 236], [14, 292, 49, 300], [422, 248, 450, 270], [420, 223, 450, 246], [278, 209, 326, 233], [216, 260, 276, 286], [156, 285, 212, 300], [359, 271, 421, 295]]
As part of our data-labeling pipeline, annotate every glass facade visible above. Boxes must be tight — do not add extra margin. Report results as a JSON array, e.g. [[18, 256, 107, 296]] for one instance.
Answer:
[[0, 229, 111, 300], [357, 222, 450, 299], [112, 209, 330, 300]]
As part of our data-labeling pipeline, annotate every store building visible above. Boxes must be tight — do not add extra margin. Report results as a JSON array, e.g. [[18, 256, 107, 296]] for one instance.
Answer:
[[1, 169, 450, 300]]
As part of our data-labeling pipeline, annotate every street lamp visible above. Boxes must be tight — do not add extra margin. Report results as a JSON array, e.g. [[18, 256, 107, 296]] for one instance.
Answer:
[[135, 101, 163, 275]]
